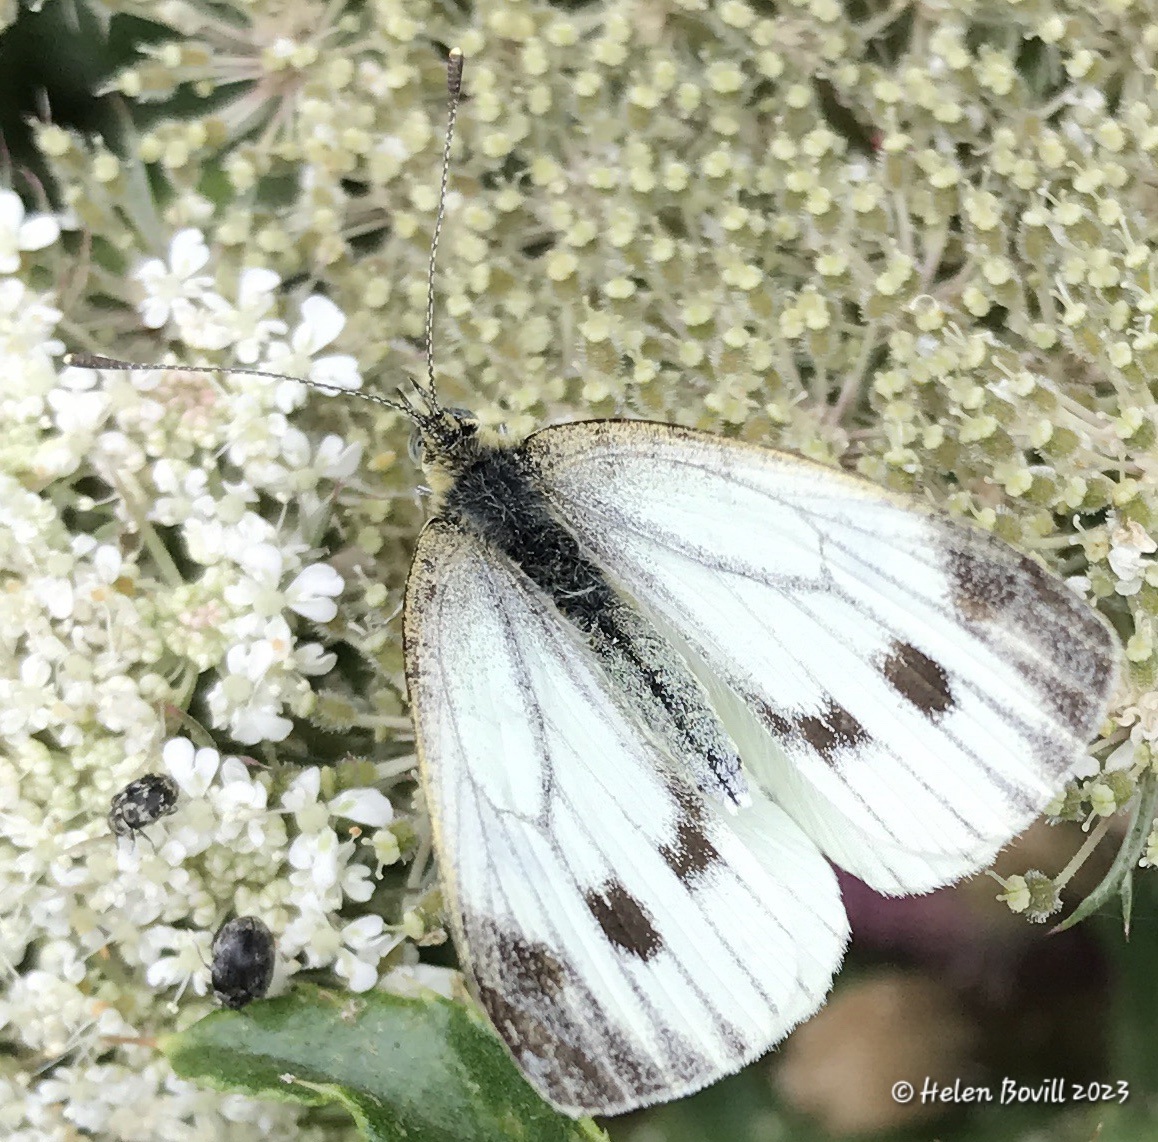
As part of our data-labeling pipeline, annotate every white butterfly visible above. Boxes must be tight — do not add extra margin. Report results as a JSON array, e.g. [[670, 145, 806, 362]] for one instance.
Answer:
[[386, 50, 1121, 1120], [403, 407, 1118, 1117], [69, 48, 1122, 1122]]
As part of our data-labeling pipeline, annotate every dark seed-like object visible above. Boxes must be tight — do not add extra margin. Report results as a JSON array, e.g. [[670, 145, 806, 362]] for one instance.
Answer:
[[211, 916, 276, 1009], [108, 774, 179, 839]]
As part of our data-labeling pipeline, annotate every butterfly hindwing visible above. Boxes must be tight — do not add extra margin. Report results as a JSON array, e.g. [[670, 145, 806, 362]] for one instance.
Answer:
[[526, 420, 1120, 894], [404, 518, 849, 1116]]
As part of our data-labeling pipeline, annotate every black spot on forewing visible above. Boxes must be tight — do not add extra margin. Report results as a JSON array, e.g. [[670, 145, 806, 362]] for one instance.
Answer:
[[758, 703, 794, 739], [1027, 669, 1109, 745], [754, 697, 871, 766], [880, 640, 954, 719], [798, 700, 871, 763], [585, 879, 664, 961], [659, 793, 722, 884]]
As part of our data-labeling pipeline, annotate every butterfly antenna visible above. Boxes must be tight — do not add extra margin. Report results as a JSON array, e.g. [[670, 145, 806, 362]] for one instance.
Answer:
[[420, 46, 465, 413], [67, 50, 466, 421], [64, 353, 412, 416]]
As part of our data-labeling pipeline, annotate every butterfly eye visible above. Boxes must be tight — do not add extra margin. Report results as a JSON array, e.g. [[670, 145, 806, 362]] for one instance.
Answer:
[[407, 426, 426, 467]]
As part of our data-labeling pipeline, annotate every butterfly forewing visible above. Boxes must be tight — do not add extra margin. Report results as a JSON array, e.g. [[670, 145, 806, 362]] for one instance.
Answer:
[[526, 421, 1120, 894], [404, 518, 849, 1116]]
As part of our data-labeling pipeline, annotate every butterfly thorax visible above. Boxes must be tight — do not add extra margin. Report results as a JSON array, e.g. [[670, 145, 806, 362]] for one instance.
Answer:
[[431, 429, 749, 808]]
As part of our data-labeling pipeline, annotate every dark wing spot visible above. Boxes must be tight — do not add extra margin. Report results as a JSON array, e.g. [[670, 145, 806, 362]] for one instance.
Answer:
[[660, 813, 721, 884], [585, 880, 664, 961], [797, 699, 871, 764], [466, 913, 675, 1111], [880, 640, 954, 719], [758, 703, 794, 738], [753, 696, 871, 766]]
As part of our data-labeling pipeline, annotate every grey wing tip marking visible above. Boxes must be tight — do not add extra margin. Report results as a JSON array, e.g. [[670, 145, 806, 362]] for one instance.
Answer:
[[467, 914, 689, 1116], [464, 907, 778, 1118], [946, 540, 1120, 738]]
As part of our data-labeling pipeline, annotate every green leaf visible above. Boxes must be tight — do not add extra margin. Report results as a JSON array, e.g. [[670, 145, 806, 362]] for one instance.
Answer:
[[162, 983, 607, 1142], [1105, 870, 1158, 1094], [1051, 768, 1158, 935]]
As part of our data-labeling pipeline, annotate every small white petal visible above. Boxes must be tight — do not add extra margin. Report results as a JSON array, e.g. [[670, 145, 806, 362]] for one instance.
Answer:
[[329, 788, 394, 827], [282, 766, 321, 809], [296, 644, 337, 675], [233, 708, 292, 744], [343, 913, 387, 944], [21, 654, 51, 686], [240, 542, 284, 582], [162, 736, 194, 776], [139, 298, 170, 329], [167, 738, 221, 797], [309, 355, 361, 391], [1069, 752, 1102, 780], [224, 644, 251, 675], [93, 545, 123, 584], [238, 266, 281, 301], [169, 228, 210, 275], [1104, 740, 1136, 772], [289, 596, 338, 623], [245, 641, 276, 680], [280, 426, 312, 468], [18, 214, 61, 252], [287, 564, 343, 621], [340, 956, 380, 992], [317, 435, 362, 478], [342, 865, 376, 903], [294, 295, 345, 353], [0, 189, 24, 230]]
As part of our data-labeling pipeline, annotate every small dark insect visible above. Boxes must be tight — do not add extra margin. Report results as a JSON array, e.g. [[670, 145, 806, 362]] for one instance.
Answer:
[[108, 774, 179, 840], [211, 916, 276, 1009]]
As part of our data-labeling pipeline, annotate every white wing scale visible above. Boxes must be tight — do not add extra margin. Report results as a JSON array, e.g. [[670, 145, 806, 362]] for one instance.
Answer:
[[528, 421, 1120, 895], [405, 520, 849, 1116]]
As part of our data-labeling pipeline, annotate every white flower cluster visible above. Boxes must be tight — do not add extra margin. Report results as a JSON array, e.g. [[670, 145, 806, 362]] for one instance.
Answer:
[[0, 204, 405, 1139], [136, 739, 397, 999], [125, 229, 364, 747]]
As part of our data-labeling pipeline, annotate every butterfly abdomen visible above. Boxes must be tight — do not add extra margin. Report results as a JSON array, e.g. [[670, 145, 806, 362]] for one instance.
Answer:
[[436, 439, 748, 806]]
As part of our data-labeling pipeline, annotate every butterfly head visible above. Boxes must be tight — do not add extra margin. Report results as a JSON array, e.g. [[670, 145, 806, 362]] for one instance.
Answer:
[[406, 392, 483, 467], [399, 382, 507, 505]]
